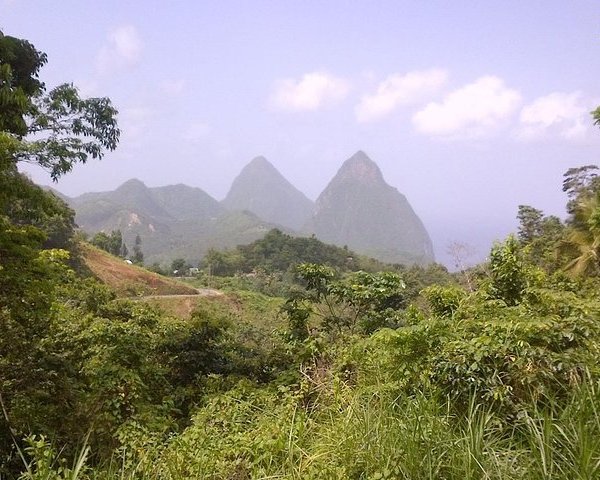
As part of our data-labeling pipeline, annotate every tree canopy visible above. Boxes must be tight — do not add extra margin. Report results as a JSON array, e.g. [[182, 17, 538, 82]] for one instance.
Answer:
[[0, 30, 119, 181]]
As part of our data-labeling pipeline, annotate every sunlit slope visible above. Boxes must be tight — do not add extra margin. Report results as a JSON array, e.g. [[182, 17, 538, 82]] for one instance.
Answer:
[[79, 243, 199, 296]]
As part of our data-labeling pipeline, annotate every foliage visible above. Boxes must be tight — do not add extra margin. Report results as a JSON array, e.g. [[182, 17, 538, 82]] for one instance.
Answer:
[[90, 230, 125, 257], [1, 33, 119, 180], [561, 188, 600, 276], [282, 263, 406, 336], [202, 228, 390, 276], [131, 234, 143, 265], [356, 286, 600, 418], [487, 235, 534, 305], [170, 258, 188, 275], [421, 284, 466, 318], [0, 32, 47, 136], [562, 164, 600, 215], [0, 31, 121, 476]]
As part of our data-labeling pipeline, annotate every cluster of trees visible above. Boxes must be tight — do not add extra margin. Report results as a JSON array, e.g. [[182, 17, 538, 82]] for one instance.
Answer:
[[90, 230, 144, 264], [515, 164, 600, 276], [201, 229, 377, 276], [0, 30, 121, 474], [198, 228, 454, 298]]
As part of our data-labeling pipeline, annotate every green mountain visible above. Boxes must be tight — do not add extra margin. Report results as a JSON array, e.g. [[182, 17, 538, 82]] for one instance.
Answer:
[[304, 151, 434, 265], [68, 180, 280, 266], [222, 156, 314, 230]]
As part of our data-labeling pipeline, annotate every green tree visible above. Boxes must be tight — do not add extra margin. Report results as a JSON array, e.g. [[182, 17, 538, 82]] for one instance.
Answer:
[[0, 31, 119, 471], [0, 32, 47, 136], [171, 258, 188, 275], [131, 234, 143, 264], [562, 165, 600, 215], [91, 230, 124, 256], [487, 235, 530, 306], [516, 205, 564, 271], [517, 205, 545, 244], [561, 189, 600, 276], [0, 30, 119, 181], [283, 263, 406, 336]]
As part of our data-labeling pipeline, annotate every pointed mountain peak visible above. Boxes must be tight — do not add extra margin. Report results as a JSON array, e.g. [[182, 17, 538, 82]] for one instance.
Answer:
[[247, 155, 272, 167], [223, 155, 314, 230], [305, 151, 434, 265], [337, 150, 384, 183], [239, 155, 280, 177]]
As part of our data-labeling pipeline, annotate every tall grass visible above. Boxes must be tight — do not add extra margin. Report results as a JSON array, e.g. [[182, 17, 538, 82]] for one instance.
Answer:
[[15, 379, 600, 479]]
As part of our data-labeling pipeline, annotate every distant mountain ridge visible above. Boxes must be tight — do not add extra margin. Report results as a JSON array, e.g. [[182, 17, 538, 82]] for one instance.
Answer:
[[63, 151, 434, 266], [67, 180, 279, 266]]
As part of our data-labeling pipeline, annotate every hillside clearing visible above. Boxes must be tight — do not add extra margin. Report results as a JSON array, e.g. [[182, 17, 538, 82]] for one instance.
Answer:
[[79, 242, 199, 296]]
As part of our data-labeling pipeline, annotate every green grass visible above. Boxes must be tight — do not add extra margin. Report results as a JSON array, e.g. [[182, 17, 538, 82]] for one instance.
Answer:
[[24, 378, 599, 480]]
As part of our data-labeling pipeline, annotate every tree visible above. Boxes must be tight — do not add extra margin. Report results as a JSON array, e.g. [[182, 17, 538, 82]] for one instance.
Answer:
[[0, 30, 119, 180], [131, 234, 143, 264], [0, 32, 120, 470], [517, 205, 544, 244], [562, 165, 600, 215], [282, 263, 406, 336], [171, 258, 188, 275], [592, 106, 600, 127], [91, 230, 124, 256], [0, 32, 47, 136], [487, 236, 531, 306], [561, 190, 600, 276]]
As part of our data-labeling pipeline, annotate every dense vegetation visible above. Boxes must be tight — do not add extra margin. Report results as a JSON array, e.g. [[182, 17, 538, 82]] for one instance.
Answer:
[[2, 31, 600, 479]]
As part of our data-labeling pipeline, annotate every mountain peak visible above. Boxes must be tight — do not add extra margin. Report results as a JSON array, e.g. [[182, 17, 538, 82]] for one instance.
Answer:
[[115, 178, 148, 192], [246, 155, 273, 169], [223, 156, 314, 230], [338, 150, 384, 183], [304, 151, 434, 265]]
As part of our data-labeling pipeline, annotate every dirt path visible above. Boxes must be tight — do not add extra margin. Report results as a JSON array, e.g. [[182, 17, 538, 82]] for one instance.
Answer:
[[133, 288, 223, 300]]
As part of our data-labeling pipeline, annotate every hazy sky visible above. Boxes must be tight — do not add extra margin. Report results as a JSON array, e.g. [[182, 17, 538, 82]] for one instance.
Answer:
[[3, 1, 600, 266]]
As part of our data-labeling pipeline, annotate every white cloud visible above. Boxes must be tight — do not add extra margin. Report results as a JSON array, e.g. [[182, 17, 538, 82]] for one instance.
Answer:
[[182, 122, 211, 142], [518, 92, 591, 141], [412, 76, 521, 138], [355, 69, 447, 123], [270, 72, 350, 112], [96, 25, 142, 75]]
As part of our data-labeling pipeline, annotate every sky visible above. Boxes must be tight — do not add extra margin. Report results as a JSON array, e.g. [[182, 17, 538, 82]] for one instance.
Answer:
[[3, 0, 600, 266]]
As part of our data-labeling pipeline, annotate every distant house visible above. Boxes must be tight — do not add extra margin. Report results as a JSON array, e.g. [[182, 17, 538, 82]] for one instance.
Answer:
[[188, 267, 200, 276]]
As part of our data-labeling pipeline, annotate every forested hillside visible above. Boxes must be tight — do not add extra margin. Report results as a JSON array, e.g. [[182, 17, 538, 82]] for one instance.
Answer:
[[2, 30, 600, 480], [67, 179, 282, 266]]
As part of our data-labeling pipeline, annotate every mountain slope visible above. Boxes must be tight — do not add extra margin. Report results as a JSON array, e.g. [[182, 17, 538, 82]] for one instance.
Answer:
[[304, 151, 434, 265], [150, 184, 224, 221], [222, 156, 314, 230], [68, 179, 286, 266], [80, 243, 198, 296]]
